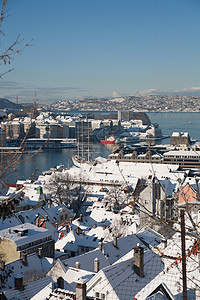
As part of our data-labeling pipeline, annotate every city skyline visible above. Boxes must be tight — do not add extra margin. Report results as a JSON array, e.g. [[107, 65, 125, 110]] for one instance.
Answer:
[[1, 0, 200, 103]]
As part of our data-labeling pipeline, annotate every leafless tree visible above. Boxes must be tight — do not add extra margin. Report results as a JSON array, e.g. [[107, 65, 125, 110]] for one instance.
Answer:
[[104, 218, 128, 242], [44, 172, 74, 205], [0, 0, 33, 78]]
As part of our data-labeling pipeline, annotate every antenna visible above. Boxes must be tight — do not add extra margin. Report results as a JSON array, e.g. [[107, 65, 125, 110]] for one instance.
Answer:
[[87, 121, 90, 162], [81, 121, 84, 160]]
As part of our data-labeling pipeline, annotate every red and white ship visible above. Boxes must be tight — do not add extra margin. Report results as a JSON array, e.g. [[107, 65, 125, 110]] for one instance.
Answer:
[[100, 135, 115, 144]]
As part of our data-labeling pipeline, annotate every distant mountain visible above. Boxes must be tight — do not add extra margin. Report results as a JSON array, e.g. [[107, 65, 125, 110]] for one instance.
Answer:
[[0, 98, 23, 110]]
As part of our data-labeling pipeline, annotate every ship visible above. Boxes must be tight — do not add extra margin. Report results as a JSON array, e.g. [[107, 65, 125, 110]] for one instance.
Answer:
[[100, 135, 116, 145]]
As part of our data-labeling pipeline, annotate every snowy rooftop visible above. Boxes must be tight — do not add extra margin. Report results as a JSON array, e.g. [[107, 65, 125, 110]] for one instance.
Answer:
[[172, 132, 189, 137], [87, 247, 164, 300], [0, 223, 52, 247], [53, 250, 108, 276], [163, 150, 200, 157], [0, 253, 53, 292]]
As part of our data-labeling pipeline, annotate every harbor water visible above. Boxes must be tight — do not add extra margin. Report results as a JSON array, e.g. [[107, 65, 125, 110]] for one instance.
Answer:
[[6, 112, 200, 183]]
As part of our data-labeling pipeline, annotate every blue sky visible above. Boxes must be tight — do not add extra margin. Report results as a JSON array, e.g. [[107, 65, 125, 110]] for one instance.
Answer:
[[1, 0, 200, 103]]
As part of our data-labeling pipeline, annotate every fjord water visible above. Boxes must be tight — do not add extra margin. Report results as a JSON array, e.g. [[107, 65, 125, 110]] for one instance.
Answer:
[[8, 112, 200, 183], [148, 112, 200, 141]]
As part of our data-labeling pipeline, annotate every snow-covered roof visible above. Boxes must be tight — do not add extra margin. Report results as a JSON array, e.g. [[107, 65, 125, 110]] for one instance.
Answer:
[[172, 132, 189, 137], [63, 160, 185, 185], [136, 246, 199, 299], [87, 248, 164, 300], [0, 253, 53, 292], [136, 228, 165, 249], [161, 232, 196, 261], [102, 234, 145, 264], [59, 248, 110, 273], [163, 150, 200, 157], [3, 276, 52, 300], [0, 223, 52, 247]]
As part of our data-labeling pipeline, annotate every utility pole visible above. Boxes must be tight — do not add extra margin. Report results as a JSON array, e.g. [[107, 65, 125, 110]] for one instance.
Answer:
[[180, 208, 187, 300]]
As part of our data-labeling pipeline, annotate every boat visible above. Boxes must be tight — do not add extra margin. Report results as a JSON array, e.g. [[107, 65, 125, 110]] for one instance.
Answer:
[[72, 121, 92, 167], [100, 135, 116, 144], [61, 138, 77, 148]]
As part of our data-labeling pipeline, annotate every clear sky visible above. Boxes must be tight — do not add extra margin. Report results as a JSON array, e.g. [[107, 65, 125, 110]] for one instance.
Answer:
[[1, 0, 200, 103]]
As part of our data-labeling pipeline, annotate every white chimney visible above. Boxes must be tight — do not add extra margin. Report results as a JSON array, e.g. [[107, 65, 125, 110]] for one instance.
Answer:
[[75, 278, 88, 300], [94, 258, 99, 273], [160, 238, 167, 250], [75, 261, 80, 269], [98, 242, 103, 251]]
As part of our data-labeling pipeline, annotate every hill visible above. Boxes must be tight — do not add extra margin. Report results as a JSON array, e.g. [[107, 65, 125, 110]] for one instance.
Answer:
[[0, 98, 23, 110]]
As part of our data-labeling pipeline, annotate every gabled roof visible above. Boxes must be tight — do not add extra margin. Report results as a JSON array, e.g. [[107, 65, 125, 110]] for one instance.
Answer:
[[102, 234, 144, 264], [59, 248, 110, 272], [0, 253, 53, 292], [161, 232, 195, 260], [87, 248, 164, 300], [55, 230, 100, 253], [63, 267, 94, 291], [34, 287, 76, 300], [136, 227, 165, 249], [0, 223, 52, 247], [135, 250, 199, 300], [3, 276, 52, 300]]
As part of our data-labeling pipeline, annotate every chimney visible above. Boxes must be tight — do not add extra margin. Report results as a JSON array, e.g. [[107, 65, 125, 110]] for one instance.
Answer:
[[48, 200, 51, 209], [94, 223, 97, 228], [69, 225, 73, 231], [133, 244, 144, 277], [0, 260, 5, 271], [120, 217, 123, 225], [45, 215, 48, 221], [22, 253, 27, 265], [94, 258, 99, 273], [65, 225, 69, 233], [79, 214, 83, 222], [69, 217, 72, 223], [75, 261, 80, 269], [55, 223, 58, 229], [57, 276, 64, 289], [36, 218, 39, 227], [129, 219, 132, 225], [98, 242, 103, 251], [195, 176, 200, 201], [38, 247, 43, 258], [102, 224, 106, 230], [76, 227, 81, 235], [76, 279, 88, 300], [160, 238, 167, 250], [15, 276, 24, 291], [132, 206, 135, 215], [198, 210, 200, 225], [8, 228, 11, 234], [113, 236, 118, 248]]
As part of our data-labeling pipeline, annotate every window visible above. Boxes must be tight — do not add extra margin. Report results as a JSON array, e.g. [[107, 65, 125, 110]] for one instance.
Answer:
[[101, 294, 105, 300], [95, 292, 100, 298]]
